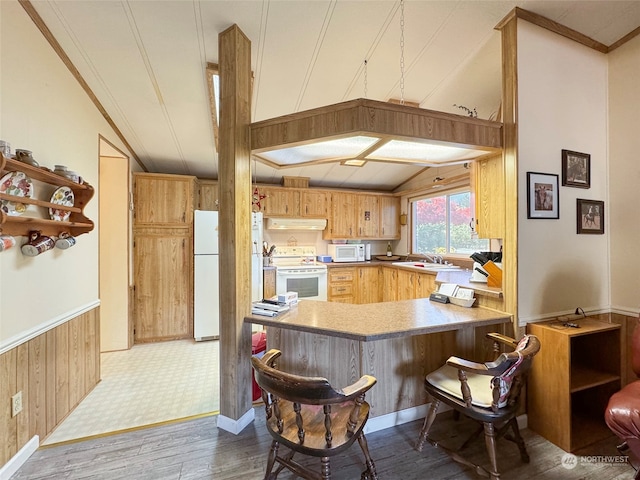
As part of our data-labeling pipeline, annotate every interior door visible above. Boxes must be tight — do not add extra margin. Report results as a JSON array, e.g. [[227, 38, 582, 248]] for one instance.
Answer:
[[99, 139, 131, 352]]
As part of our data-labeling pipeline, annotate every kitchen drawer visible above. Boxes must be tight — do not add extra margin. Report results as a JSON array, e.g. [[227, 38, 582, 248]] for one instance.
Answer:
[[329, 268, 355, 283], [329, 283, 353, 297]]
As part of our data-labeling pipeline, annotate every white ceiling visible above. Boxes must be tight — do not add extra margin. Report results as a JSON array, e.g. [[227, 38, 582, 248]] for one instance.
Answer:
[[30, 0, 640, 191]]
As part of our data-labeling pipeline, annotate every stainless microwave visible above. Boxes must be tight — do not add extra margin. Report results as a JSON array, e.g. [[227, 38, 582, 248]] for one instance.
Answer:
[[327, 244, 365, 263]]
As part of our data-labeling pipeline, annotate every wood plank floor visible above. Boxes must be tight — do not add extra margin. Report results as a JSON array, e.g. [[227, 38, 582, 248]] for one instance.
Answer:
[[11, 410, 634, 480]]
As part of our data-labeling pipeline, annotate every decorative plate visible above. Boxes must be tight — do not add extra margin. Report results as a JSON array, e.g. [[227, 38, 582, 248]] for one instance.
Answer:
[[49, 186, 75, 221], [0, 171, 34, 216]]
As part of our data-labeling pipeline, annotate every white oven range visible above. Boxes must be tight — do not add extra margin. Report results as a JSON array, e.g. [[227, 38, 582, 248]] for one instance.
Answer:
[[272, 246, 328, 301]]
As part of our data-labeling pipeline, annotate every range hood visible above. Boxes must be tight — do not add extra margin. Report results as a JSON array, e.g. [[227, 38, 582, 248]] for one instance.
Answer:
[[266, 218, 327, 230]]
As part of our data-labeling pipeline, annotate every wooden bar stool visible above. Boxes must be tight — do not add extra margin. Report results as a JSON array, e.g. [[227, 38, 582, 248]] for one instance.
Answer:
[[251, 349, 378, 480]]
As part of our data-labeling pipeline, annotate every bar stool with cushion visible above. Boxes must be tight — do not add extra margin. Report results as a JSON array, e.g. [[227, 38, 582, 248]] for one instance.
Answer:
[[251, 349, 378, 480], [416, 333, 540, 480]]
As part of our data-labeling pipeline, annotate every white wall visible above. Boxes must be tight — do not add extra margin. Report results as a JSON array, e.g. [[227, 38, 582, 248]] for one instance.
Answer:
[[608, 35, 640, 315], [517, 21, 609, 323], [0, 1, 134, 351]]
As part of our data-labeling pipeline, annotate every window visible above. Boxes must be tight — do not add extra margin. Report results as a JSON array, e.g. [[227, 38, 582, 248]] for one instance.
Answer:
[[411, 190, 489, 255]]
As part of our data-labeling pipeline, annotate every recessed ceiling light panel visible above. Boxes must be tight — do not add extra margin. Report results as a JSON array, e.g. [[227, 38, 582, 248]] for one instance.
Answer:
[[257, 136, 380, 166], [365, 139, 487, 165]]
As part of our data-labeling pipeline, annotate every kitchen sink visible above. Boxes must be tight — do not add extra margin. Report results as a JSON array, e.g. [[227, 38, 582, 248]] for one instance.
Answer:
[[391, 262, 461, 272]]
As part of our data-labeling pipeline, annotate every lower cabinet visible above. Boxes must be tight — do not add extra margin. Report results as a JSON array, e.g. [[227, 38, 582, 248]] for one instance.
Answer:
[[328, 267, 356, 303], [328, 265, 435, 304], [355, 266, 381, 304], [381, 267, 398, 302], [527, 318, 621, 452], [133, 228, 193, 342]]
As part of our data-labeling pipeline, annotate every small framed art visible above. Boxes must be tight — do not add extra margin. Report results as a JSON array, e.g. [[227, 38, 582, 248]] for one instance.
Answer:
[[562, 150, 590, 188], [577, 198, 604, 234], [527, 172, 559, 219]]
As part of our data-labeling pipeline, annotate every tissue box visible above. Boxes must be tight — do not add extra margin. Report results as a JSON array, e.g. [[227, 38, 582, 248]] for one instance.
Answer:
[[317, 255, 332, 263], [278, 292, 298, 305]]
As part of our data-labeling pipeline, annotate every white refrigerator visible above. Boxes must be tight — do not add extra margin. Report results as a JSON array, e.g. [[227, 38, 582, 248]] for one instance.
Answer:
[[194, 210, 263, 341]]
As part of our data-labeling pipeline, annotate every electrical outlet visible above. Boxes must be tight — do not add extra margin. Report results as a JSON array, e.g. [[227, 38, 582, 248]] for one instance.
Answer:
[[11, 391, 23, 417]]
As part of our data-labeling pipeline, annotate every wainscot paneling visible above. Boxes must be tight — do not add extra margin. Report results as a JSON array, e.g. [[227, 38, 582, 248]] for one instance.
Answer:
[[0, 307, 100, 467]]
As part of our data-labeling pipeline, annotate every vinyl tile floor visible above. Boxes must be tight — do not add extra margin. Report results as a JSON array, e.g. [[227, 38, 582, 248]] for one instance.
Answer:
[[43, 339, 220, 445]]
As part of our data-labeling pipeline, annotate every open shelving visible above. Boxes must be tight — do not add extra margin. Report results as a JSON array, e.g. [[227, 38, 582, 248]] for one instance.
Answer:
[[0, 153, 94, 238]]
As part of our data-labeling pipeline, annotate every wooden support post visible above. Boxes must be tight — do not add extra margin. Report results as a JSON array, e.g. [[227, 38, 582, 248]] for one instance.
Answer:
[[217, 24, 253, 432]]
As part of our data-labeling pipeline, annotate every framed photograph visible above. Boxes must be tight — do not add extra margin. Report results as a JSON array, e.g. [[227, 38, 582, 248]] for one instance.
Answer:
[[527, 172, 559, 219], [577, 199, 604, 234], [562, 149, 590, 188]]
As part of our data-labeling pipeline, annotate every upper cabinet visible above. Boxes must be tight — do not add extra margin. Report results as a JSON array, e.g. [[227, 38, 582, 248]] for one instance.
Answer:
[[257, 182, 400, 240], [324, 191, 399, 241], [379, 196, 400, 239], [472, 155, 505, 239], [300, 190, 327, 217], [134, 173, 196, 225], [258, 186, 327, 218], [197, 180, 218, 211], [324, 192, 357, 239], [357, 194, 380, 238]]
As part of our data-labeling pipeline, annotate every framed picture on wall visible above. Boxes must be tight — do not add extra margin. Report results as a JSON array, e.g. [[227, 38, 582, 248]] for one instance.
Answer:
[[577, 199, 604, 234], [562, 149, 590, 188], [527, 172, 559, 219]]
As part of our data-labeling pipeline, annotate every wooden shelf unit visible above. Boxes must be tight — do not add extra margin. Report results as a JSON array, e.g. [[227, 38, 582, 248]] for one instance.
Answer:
[[527, 318, 621, 452], [0, 153, 94, 238]]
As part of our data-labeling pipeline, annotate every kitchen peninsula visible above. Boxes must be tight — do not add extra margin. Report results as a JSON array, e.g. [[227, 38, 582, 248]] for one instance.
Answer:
[[246, 299, 511, 429]]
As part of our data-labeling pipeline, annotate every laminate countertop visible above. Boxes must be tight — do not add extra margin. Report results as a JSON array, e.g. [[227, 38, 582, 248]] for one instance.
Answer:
[[246, 299, 511, 342]]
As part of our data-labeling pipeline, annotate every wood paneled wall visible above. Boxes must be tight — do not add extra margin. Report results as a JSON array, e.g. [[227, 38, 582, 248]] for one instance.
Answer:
[[0, 307, 100, 466], [611, 312, 640, 387]]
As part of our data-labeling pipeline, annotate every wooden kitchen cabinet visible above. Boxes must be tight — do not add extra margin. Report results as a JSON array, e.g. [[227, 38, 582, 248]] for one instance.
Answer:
[[355, 266, 381, 304], [415, 272, 435, 298], [133, 173, 196, 343], [134, 172, 195, 225], [197, 179, 218, 210], [300, 190, 327, 217], [357, 194, 380, 238], [472, 154, 505, 239], [259, 186, 327, 218], [396, 269, 417, 300], [328, 267, 356, 303], [379, 195, 400, 239], [381, 266, 398, 302], [324, 192, 357, 239], [133, 229, 193, 342], [259, 187, 298, 217], [324, 191, 399, 241], [527, 319, 621, 452]]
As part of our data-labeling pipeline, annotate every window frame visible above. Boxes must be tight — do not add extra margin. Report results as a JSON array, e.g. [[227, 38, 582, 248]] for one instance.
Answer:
[[409, 186, 488, 258]]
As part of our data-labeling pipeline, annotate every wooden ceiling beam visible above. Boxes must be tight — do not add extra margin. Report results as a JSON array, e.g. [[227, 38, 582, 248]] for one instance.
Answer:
[[250, 98, 503, 153]]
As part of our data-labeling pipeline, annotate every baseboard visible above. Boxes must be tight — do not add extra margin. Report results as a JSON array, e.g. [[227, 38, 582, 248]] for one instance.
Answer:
[[217, 408, 255, 435], [0, 435, 39, 480], [365, 404, 433, 434], [364, 405, 527, 435]]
